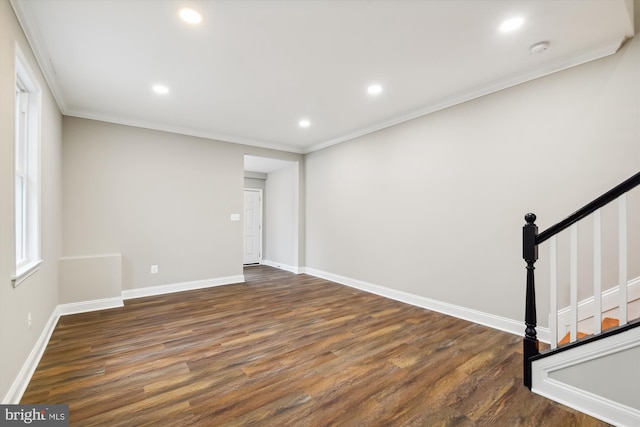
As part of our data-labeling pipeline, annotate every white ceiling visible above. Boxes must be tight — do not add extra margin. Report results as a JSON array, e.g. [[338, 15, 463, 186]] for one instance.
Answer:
[[11, 0, 635, 154]]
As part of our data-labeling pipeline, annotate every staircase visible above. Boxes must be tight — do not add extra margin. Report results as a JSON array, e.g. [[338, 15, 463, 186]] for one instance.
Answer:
[[557, 317, 619, 346], [522, 172, 640, 426]]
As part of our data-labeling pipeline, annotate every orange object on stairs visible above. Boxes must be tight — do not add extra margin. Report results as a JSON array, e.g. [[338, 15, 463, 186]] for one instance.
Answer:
[[558, 317, 620, 346]]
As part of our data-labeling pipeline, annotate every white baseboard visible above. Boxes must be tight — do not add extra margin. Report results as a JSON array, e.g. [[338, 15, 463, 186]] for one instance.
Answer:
[[58, 296, 124, 316], [303, 268, 547, 342], [557, 277, 640, 334], [532, 327, 640, 426], [2, 306, 60, 404], [121, 275, 245, 300], [262, 260, 301, 274]]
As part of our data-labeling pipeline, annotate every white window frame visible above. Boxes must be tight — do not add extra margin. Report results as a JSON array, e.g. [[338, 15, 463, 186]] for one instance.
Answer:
[[12, 44, 42, 287]]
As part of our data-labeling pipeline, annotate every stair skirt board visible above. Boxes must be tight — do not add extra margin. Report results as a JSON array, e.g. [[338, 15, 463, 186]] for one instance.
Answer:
[[531, 328, 640, 427]]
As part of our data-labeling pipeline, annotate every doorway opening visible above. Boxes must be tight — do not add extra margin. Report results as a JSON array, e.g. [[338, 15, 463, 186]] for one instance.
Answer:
[[243, 155, 300, 273]]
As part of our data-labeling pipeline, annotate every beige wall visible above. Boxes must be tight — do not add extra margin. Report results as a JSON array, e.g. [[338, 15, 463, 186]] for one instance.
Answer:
[[305, 33, 640, 325], [62, 117, 303, 298], [0, 0, 62, 402]]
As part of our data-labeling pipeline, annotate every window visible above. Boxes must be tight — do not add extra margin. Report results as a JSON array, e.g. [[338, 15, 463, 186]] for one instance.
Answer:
[[12, 46, 41, 287]]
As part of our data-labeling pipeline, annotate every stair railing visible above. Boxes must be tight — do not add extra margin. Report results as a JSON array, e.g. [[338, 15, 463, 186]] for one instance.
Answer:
[[522, 171, 640, 389]]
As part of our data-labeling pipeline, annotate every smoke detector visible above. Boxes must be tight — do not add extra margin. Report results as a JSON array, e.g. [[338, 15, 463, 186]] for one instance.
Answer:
[[530, 41, 550, 54]]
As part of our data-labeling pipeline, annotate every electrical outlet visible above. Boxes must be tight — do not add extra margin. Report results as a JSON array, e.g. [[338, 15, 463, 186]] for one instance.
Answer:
[[27, 312, 32, 330], [150, 265, 159, 274]]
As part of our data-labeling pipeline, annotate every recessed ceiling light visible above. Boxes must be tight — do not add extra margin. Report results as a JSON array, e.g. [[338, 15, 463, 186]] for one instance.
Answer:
[[499, 16, 524, 33], [179, 7, 202, 24], [367, 84, 383, 95], [299, 119, 310, 128], [152, 84, 169, 95]]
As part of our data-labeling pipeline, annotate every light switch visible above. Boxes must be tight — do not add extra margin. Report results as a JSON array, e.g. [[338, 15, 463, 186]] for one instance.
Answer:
[[230, 213, 240, 221]]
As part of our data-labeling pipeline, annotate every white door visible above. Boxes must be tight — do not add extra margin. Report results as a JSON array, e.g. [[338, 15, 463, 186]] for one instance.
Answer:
[[243, 189, 262, 265]]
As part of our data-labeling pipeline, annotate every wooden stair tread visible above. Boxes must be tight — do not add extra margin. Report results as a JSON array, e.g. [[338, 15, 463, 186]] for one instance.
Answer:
[[601, 317, 619, 330], [558, 317, 619, 346]]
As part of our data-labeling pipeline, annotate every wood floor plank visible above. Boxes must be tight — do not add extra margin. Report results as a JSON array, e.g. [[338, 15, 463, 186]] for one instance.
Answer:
[[21, 265, 611, 426]]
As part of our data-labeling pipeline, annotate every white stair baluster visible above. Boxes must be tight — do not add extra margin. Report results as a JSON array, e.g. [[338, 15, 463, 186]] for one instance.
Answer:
[[550, 236, 558, 349], [618, 195, 628, 325], [570, 223, 578, 342], [593, 209, 602, 334]]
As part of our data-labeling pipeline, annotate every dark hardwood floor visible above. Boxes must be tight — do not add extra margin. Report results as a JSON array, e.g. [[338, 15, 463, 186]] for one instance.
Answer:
[[22, 266, 609, 426]]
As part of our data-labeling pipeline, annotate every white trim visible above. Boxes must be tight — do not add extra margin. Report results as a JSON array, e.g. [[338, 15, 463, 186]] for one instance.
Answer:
[[65, 110, 306, 154], [532, 328, 640, 426], [2, 306, 60, 404], [556, 277, 640, 335], [302, 267, 549, 342], [13, 42, 43, 289], [121, 275, 245, 300], [11, 259, 42, 287], [58, 297, 124, 316], [263, 260, 302, 275], [59, 253, 122, 261]]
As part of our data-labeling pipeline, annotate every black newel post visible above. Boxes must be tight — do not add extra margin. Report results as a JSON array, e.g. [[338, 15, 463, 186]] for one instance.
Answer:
[[522, 213, 539, 390]]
